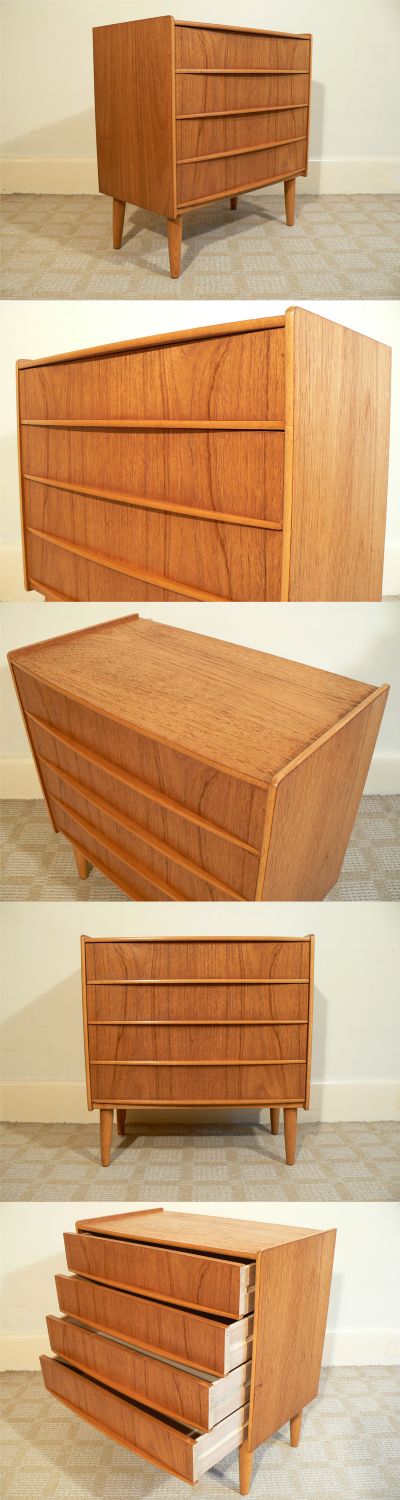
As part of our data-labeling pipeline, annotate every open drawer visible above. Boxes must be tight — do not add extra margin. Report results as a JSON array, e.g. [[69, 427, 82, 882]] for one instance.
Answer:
[[41, 1355, 249, 1483], [64, 1232, 256, 1317], [47, 1315, 252, 1431], [56, 1275, 254, 1376]]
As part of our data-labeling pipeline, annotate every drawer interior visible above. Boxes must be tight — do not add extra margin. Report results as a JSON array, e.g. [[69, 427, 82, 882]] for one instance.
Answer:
[[64, 1231, 256, 1317], [41, 1355, 249, 1482]]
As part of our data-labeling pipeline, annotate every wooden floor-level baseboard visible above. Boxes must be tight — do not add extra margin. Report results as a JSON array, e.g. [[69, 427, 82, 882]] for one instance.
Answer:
[[1, 158, 399, 195], [1, 1079, 399, 1123]]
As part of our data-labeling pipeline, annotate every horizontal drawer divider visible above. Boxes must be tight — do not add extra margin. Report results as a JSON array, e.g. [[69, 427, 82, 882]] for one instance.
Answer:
[[29, 577, 74, 601], [177, 105, 309, 120], [90, 1058, 305, 1066], [178, 169, 298, 210], [88, 979, 309, 987], [25, 526, 224, 603], [26, 712, 259, 853], [58, 807, 187, 903], [177, 132, 306, 165], [23, 473, 283, 533], [175, 68, 309, 75], [88, 1020, 308, 1026], [49, 785, 244, 901], [21, 417, 284, 431]]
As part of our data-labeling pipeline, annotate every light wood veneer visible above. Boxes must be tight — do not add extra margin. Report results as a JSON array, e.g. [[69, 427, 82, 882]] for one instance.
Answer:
[[41, 1207, 336, 1492], [8, 615, 388, 902], [17, 308, 391, 602], [81, 935, 314, 1166], [92, 19, 312, 276]]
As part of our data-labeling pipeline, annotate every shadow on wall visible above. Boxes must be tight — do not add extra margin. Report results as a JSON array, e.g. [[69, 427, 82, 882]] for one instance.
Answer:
[[0, 970, 83, 1091], [307, 79, 325, 193], [1, 111, 96, 161]]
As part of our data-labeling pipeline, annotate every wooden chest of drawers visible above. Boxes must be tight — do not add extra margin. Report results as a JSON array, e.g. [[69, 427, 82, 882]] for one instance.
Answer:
[[41, 1207, 335, 1493], [17, 309, 391, 603], [92, 18, 312, 277], [81, 934, 315, 1167], [9, 614, 388, 902]]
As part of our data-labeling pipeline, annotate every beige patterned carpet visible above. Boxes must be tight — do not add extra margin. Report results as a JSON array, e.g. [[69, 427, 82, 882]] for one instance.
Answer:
[[1, 796, 399, 901], [1, 1368, 399, 1499], [1, 193, 399, 299], [1, 1121, 399, 1203]]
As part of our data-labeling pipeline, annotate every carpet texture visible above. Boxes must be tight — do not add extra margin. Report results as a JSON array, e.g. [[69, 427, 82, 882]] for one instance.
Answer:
[[1, 193, 399, 299], [1, 796, 399, 901], [1, 1368, 399, 1499], [1, 1121, 399, 1203]]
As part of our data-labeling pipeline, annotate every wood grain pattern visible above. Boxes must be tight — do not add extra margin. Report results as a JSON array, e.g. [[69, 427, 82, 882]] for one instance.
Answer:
[[87, 1022, 307, 1064], [176, 106, 308, 158], [84, 939, 310, 982], [93, 18, 175, 217], [91, 19, 310, 273], [40, 1356, 248, 1482], [86, 982, 309, 1025], [55, 1275, 253, 1376], [286, 307, 392, 600], [249, 1230, 336, 1450], [90, 1062, 306, 1107], [46, 1315, 251, 1431], [64, 1231, 255, 1318], [8, 616, 386, 903], [177, 137, 306, 205], [74, 1208, 323, 1257]]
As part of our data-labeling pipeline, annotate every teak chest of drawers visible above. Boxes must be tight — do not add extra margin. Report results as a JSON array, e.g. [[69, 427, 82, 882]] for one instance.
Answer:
[[41, 1207, 336, 1493], [9, 614, 388, 903], [81, 935, 315, 1168], [92, 18, 312, 277], [17, 309, 391, 604]]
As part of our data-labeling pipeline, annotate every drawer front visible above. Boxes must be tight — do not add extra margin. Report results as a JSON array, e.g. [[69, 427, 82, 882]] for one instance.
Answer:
[[87, 980, 309, 1024], [175, 26, 310, 72], [85, 939, 310, 982], [13, 667, 267, 852], [21, 426, 285, 526], [55, 1275, 253, 1375], [88, 1022, 307, 1063], [41, 1357, 248, 1483], [52, 795, 243, 903], [177, 105, 308, 161], [176, 71, 309, 116], [47, 1315, 251, 1431], [90, 1062, 306, 1105], [25, 479, 283, 603], [177, 137, 307, 206], [46, 780, 250, 902], [25, 533, 188, 603], [64, 1233, 255, 1317], [37, 752, 259, 901], [20, 327, 284, 422]]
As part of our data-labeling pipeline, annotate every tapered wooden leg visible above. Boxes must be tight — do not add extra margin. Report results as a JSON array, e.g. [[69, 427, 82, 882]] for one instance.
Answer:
[[284, 1107, 298, 1165], [167, 218, 182, 278], [230, 195, 238, 210], [100, 1108, 113, 1167], [117, 1109, 126, 1137], [239, 1439, 253, 1495], [284, 177, 296, 226], [72, 845, 90, 880], [113, 198, 126, 249], [290, 1411, 303, 1447], [270, 1107, 280, 1135]]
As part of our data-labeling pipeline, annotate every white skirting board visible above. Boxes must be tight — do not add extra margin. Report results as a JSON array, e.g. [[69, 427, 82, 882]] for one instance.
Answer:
[[2, 1326, 399, 1371], [1, 1078, 399, 1123], [1, 156, 399, 195]]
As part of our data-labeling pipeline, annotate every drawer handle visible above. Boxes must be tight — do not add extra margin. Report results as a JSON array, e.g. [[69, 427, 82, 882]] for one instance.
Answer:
[[24, 473, 284, 534]]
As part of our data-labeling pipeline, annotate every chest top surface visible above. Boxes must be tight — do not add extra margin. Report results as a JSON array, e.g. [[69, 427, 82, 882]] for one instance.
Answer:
[[10, 615, 376, 785], [75, 1207, 323, 1256]]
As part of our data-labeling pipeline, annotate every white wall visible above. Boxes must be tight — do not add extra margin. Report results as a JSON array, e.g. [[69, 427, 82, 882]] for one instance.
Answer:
[[2, 599, 400, 796], [1, 1, 399, 192], [1, 1201, 399, 1368], [1, 299, 399, 598], [1, 902, 399, 1124]]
